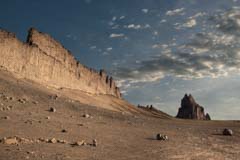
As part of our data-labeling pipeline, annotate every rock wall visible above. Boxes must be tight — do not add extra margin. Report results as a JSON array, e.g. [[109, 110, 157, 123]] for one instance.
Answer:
[[0, 28, 121, 98], [176, 94, 210, 120]]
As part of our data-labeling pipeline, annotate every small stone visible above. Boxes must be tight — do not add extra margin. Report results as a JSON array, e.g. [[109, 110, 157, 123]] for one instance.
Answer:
[[32, 101, 38, 105], [9, 97, 14, 101], [38, 138, 45, 142], [46, 116, 50, 120], [82, 114, 90, 118], [26, 151, 35, 154], [61, 129, 67, 133], [49, 107, 56, 113], [156, 134, 162, 140], [223, 129, 233, 136], [156, 133, 168, 141], [3, 137, 18, 145], [3, 116, 10, 120], [57, 139, 68, 144], [92, 139, 97, 147], [50, 95, 58, 100], [75, 140, 85, 146], [18, 99, 26, 104], [163, 135, 168, 140], [49, 138, 57, 143]]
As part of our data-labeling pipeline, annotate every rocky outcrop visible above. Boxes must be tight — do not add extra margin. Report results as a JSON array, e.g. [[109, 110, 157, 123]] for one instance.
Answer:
[[0, 28, 121, 98], [137, 104, 172, 119], [176, 94, 210, 120]]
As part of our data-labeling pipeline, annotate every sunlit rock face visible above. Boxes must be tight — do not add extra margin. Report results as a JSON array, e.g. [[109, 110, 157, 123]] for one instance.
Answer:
[[0, 28, 121, 98], [176, 94, 211, 120]]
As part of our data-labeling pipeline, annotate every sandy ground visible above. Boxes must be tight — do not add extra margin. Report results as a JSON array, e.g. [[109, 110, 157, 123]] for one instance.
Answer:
[[0, 71, 239, 160]]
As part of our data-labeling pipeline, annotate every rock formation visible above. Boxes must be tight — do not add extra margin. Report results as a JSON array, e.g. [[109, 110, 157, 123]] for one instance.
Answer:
[[176, 94, 211, 120], [0, 28, 121, 98]]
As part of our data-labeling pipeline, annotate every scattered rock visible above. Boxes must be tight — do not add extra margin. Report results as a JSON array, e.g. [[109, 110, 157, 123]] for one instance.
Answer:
[[2, 137, 18, 145], [26, 151, 35, 155], [24, 120, 33, 125], [38, 138, 45, 142], [92, 139, 97, 147], [50, 94, 58, 100], [46, 116, 50, 120], [61, 129, 67, 133], [73, 140, 86, 146], [32, 101, 38, 105], [156, 134, 168, 141], [57, 139, 68, 144], [49, 107, 56, 113], [223, 129, 233, 136], [82, 114, 90, 118], [18, 98, 27, 104], [3, 116, 10, 120], [8, 97, 14, 101], [49, 138, 57, 143]]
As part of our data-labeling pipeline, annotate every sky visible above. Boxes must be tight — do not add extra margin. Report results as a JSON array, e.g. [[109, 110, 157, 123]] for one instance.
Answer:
[[0, 0, 240, 120]]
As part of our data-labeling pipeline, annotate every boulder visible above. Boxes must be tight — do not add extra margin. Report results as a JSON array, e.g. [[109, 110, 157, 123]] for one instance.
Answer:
[[49, 107, 56, 113], [223, 129, 233, 136], [156, 134, 168, 141], [2, 137, 18, 145], [92, 139, 97, 147]]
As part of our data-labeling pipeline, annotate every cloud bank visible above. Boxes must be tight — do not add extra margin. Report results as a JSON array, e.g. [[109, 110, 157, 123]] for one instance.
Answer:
[[113, 7, 240, 86]]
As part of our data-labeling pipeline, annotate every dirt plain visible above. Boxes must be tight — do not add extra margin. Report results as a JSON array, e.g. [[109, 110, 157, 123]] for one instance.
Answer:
[[0, 70, 239, 160]]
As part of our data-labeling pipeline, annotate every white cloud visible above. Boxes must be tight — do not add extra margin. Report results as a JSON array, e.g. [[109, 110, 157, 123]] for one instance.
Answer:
[[106, 47, 113, 51], [175, 19, 197, 30], [108, 22, 114, 26], [109, 33, 125, 38], [153, 31, 158, 36], [166, 8, 185, 16], [111, 25, 120, 29], [160, 19, 167, 23], [102, 52, 110, 56], [90, 46, 97, 50], [189, 12, 206, 19], [183, 19, 197, 28], [66, 34, 77, 40], [119, 16, 125, 20], [152, 44, 168, 49], [142, 9, 149, 14], [144, 24, 151, 28], [124, 24, 151, 30], [126, 24, 142, 29], [112, 16, 117, 21]]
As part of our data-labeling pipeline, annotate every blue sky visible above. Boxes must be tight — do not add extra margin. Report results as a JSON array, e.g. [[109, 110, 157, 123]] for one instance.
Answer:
[[1, 0, 240, 120]]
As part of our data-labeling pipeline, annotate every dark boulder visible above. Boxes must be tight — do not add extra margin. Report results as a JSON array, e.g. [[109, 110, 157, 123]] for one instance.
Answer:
[[223, 129, 233, 136]]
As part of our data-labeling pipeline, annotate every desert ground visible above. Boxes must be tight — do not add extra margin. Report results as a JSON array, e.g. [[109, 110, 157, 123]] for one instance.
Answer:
[[0, 71, 239, 160]]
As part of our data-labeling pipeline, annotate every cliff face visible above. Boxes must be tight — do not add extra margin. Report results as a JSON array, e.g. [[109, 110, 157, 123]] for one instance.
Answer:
[[0, 28, 121, 98], [176, 94, 211, 120]]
